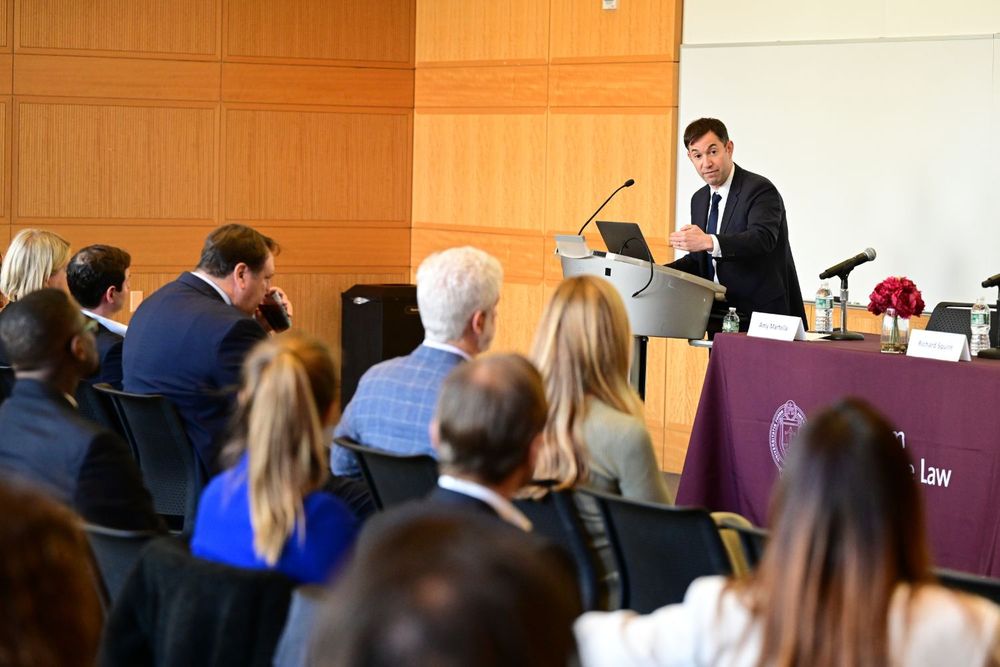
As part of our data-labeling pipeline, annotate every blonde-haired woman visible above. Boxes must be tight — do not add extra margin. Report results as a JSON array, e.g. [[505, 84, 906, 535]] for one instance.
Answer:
[[0, 229, 72, 363], [191, 332, 358, 584], [0, 228, 71, 302], [529, 274, 670, 503]]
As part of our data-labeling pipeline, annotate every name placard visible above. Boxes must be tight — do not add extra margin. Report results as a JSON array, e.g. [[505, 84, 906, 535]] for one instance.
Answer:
[[906, 329, 971, 362], [748, 312, 806, 342]]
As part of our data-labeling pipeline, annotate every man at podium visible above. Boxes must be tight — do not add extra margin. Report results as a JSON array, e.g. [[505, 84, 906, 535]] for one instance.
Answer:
[[666, 118, 806, 332]]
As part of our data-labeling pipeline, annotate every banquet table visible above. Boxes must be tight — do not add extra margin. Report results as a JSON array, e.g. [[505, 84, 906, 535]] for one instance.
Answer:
[[676, 332, 1000, 576]]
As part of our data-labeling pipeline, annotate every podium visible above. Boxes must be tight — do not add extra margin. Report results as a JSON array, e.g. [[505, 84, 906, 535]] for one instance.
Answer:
[[556, 235, 725, 397]]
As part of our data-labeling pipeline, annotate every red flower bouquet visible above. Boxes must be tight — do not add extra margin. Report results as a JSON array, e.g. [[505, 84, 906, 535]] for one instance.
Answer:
[[867, 276, 925, 319]]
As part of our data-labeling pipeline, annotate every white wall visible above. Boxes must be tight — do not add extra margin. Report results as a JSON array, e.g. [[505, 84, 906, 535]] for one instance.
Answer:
[[676, 3, 1000, 307], [683, 1, 1000, 44]]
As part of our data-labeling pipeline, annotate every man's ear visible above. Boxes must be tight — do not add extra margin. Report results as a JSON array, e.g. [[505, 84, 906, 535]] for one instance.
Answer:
[[102, 284, 117, 306], [233, 262, 250, 288], [470, 309, 487, 335]]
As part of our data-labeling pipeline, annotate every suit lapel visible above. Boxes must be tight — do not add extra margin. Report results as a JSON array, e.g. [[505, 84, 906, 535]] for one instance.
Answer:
[[720, 165, 743, 235], [693, 185, 710, 230]]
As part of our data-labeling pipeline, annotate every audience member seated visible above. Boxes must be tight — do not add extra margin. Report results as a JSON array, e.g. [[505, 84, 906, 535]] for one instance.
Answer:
[[191, 332, 359, 585], [0, 289, 160, 531], [528, 275, 671, 502], [123, 224, 293, 474], [0, 228, 72, 363], [311, 512, 581, 667], [67, 244, 132, 388], [0, 481, 104, 667], [331, 246, 502, 478], [574, 398, 1000, 667], [423, 353, 546, 530], [525, 275, 672, 607]]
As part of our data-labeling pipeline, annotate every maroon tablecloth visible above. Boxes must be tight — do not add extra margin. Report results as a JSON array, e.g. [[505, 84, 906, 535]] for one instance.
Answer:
[[676, 333, 1000, 576]]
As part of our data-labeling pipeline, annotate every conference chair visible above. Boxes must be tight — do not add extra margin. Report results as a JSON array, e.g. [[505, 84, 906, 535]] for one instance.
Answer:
[[100, 537, 294, 667], [84, 523, 159, 606], [927, 301, 999, 343], [935, 568, 1000, 606], [580, 489, 732, 614], [95, 386, 205, 534], [77, 382, 131, 446], [715, 515, 769, 574], [334, 437, 438, 511], [514, 483, 605, 611], [0, 365, 14, 404]]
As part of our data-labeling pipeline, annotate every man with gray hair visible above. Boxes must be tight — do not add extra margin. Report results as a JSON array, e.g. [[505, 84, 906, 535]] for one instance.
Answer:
[[332, 246, 503, 478]]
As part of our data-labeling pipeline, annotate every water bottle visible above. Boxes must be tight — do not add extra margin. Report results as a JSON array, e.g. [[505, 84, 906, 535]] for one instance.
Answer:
[[814, 281, 833, 333], [970, 297, 991, 356], [722, 307, 740, 333]]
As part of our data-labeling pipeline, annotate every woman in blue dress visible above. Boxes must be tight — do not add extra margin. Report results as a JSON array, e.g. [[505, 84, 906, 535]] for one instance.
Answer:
[[192, 332, 358, 584]]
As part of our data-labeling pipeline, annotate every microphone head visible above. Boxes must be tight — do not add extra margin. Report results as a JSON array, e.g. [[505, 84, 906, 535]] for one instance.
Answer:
[[863, 247, 876, 261], [624, 179, 635, 187]]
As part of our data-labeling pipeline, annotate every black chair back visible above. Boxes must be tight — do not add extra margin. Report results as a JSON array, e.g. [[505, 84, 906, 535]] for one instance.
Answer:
[[927, 301, 999, 344], [0, 365, 15, 404], [581, 489, 732, 613], [515, 486, 604, 611], [100, 537, 294, 667], [84, 523, 157, 605], [77, 382, 131, 447], [936, 568, 1000, 605], [95, 386, 205, 534], [335, 437, 438, 511]]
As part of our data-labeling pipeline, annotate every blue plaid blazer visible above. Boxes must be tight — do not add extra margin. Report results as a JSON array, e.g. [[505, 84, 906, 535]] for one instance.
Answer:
[[331, 344, 465, 477]]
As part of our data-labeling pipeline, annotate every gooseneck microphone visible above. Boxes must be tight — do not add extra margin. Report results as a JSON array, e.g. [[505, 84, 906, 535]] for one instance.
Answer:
[[577, 179, 636, 236], [983, 272, 1000, 289], [819, 248, 877, 280]]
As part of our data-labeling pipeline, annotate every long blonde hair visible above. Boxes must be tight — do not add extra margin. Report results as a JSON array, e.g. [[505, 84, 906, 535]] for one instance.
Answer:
[[528, 275, 642, 492], [225, 332, 336, 565], [0, 229, 71, 302]]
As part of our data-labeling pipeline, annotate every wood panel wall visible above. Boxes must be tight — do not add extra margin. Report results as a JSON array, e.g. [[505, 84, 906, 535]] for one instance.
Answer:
[[1, 1, 415, 412], [412, 1, 693, 470]]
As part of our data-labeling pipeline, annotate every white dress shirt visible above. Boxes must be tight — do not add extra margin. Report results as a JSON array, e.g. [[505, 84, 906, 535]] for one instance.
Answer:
[[706, 166, 736, 283], [82, 309, 128, 337]]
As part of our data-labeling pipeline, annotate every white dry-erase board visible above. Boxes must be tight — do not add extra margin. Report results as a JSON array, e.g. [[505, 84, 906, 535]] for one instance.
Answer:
[[675, 35, 1000, 307]]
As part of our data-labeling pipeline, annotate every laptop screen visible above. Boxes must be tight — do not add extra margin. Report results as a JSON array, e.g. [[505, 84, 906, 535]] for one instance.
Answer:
[[595, 221, 655, 263]]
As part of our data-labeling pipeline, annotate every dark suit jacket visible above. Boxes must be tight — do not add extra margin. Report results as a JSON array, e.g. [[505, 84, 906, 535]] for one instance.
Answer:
[[85, 320, 124, 389], [668, 164, 807, 325], [425, 486, 502, 520], [100, 537, 294, 667], [0, 378, 160, 530], [122, 273, 267, 473]]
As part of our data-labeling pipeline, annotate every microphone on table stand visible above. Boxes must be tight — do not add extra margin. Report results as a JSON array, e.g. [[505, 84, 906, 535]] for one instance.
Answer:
[[820, 248, 876, 341]]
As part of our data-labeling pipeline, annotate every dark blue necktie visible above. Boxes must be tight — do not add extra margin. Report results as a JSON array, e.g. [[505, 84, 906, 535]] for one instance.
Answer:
[[706, 192, 721, 280]]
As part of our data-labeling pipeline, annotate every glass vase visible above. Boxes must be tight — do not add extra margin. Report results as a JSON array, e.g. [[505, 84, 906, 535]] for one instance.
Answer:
[[880, 308, 910, 354]]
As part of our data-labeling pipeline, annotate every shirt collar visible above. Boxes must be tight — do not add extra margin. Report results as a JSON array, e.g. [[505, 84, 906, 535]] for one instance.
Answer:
[[712, 164, 736, 198], [190, 270, 233, 306], [437, 475, 533, 532], [422, 340, 472, 361], [82, 310, 128, 337]]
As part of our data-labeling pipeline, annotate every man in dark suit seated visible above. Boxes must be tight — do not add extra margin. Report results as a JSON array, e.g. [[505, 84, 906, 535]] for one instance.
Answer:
[[425, 353, 547, 531], [122, 224, 293, 475], [312, 511, 581, 667], [0, 289, 160, 530], [67, 244, 132, 388], [667, 117, 807, 331]]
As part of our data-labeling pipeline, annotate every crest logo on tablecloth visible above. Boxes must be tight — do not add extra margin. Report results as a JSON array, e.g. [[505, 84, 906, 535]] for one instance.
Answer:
[[769, 400, 806, 470]]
